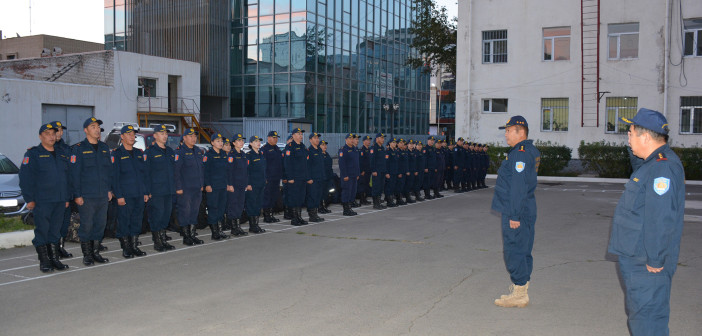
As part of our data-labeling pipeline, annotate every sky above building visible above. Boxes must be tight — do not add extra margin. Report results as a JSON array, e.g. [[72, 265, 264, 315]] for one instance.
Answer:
[[0, 0, 458, 44]]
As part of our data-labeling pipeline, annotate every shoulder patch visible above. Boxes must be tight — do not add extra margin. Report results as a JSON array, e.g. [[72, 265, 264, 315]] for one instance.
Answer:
[[370, 149, 374, 154], [143, 154, 148, 161], [518, 146, 525, 152], [286, 150, 291, 156], [653, 177, 670, 195], [515, 161, 525, 172], [175, 154, 179, 161], [22, 156, 29, 165], [203, 156, 207, 163], [70, 155, 76, 163], [656, 153, 667, 161]]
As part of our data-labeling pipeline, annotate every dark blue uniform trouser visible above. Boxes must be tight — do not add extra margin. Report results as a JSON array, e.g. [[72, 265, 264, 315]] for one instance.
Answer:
[[77, 197, 108, 242], [619, 256, 674, 336], [148, 195, 172, 231], [385, 175, 396, 199], [341, 177, 358, 203], [206, 188, 226, 225], [404, 174, 414, 194], [227, 186, 246, 220], [357, 173, 370, 195], [117, 197, 145, 237], [177, 188, 201, 227], [245, 184, 265, 216], [395, 175, 405, 194], [285, 181, 306, 207], [453, 168, 462, 187], [371, 174, 385, 197], [32, 201, 65, 246], [462, 169, 469, 187], [434, 170, 444, 190], [60, 204, 71, 238], [424, 170, 435, 190], [501, 214, 536, 286], [321, 179, 331, 203], [263, 178, 281, 209], [306, 180, 324, 209]]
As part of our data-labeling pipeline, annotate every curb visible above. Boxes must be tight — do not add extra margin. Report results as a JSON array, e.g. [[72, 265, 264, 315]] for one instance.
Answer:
[[0, 229, 34, 249]]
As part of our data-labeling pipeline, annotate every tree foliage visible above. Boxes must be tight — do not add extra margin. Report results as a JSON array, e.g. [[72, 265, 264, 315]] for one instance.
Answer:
[[407, 0, 457, 75]]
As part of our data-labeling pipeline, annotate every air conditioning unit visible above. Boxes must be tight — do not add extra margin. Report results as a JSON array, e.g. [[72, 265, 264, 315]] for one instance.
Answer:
[[51, 47, 63, 56], [41, 48, 51, 57]]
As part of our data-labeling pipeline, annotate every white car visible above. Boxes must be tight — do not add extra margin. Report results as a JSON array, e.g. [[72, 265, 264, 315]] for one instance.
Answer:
[[0, 153, 29, 217]]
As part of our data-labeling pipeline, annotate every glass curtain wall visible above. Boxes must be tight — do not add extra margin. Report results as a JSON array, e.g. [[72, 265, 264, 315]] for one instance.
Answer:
[[231, 0, 429, 134]]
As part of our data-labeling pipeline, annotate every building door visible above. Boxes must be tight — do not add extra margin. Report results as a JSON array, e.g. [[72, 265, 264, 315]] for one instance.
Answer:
[[168, 76, 178, 113], [42, 104, 94, 145]]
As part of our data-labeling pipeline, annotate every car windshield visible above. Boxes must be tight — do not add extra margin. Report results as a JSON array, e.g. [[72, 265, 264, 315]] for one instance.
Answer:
[[0, 155, 20, 174], [145, 135, 182, 150]]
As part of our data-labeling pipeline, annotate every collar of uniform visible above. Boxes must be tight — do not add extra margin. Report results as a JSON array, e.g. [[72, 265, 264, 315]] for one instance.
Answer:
[[509, 139, 533, 153], [643, 143, 670, 163]]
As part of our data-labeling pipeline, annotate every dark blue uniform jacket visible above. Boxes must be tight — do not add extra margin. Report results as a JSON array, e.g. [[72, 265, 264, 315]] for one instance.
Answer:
[[246, 149, 267, 187], [284, 141, 309, 181], [20, 144, 70, 203], [144, 144, 176, 196], [262, 143, 283, 181], [370, 142, 387, 174], [338, 144, 360, 178], [228, 149, 248, 188], [111, 145, 147, 199], [174, 144, 204, 190], [491, 140, 541, 221], [70, 139, 112, 199], [308, 145, 326, 180], [386, 147, 398, 175], [359, 145, 371, 173]]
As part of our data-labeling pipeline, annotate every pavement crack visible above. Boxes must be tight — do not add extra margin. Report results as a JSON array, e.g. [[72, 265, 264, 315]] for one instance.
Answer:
[[536, 259, 608, 271], [293, 231, 427, 245]]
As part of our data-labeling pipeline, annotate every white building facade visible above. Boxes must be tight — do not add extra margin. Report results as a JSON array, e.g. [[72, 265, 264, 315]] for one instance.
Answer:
[[0, 51, 200, 163], [455, 0, 702, 153]]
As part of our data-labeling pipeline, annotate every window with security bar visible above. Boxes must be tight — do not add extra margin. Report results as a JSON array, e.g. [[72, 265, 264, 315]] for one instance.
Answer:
[[543, 27, 570, 61], [608, 23, 639, 60], [680, 96, 702, 134], [683, 18, 702, 57], [606, 97, 638, 133], [541, 98, 569, 132], [483, 30, 508, 64]]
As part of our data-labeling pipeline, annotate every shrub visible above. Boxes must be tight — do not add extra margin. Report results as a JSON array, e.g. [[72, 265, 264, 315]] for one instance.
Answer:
[[487, 141, 572, 176], [578, 141, 632, 178], [672, 147, 702, 181]]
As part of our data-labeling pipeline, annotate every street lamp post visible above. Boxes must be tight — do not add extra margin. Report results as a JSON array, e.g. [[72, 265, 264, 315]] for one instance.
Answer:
[[383, 103, 400, 139]]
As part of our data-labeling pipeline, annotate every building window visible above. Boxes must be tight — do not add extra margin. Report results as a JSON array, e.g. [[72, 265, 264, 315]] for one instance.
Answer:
[[482, 98, 508, 113], [541, 98, 569, 132], [606, 97, 638, 133], [5, 54, 17, 60], [680, 96, 702, 134], [482, 30, 507, 64], [684, 18, 702, 57], [608, 23, 639, 60], [543, 27, 570, 61], [138, 78, 157, 97]]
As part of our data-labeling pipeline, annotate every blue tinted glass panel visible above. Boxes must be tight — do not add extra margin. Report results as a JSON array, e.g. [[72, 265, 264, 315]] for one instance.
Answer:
[[260, 25, 274, 43], [275, 42, 290, 71], [260, 0, 274, 15], [291, 40, 307, 71], [275, 0, 290, 13], [275, 23, 289, 42]]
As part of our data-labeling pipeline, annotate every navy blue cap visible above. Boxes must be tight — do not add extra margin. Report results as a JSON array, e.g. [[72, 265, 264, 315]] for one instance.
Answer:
[[287, 135, 293, 141], [120, 125, 138, 134], [362, 135, 372, 141], [183, 128, 197, 136], [375, 133, 386, 138], [39, 122, 57, 134], [83, 117, 103, 129], [309, 132, 321, 139], [267, 131, 280, 138], [291, 127, 305, 134], [153, 124, 170, 133], [321, 140, 328, 145], [249, 135, 262, 142], [428, 136, 436, 141], [408, 139, 415, 144], [233, 133, 245, 141], [223, 137, 230, 144], [456, 137, 464, 142], [51, 121, 67, 130], [620, 108, 670, 135], [499, 115, 528, 129], [345, 133, 356, 139], [398, 138, 406, 143], [389, 137, 397, 143], [211, 133, 224, 141]]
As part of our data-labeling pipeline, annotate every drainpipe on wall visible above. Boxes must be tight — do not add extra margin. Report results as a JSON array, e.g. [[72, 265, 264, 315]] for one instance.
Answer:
[[663, 0, 671, 119]]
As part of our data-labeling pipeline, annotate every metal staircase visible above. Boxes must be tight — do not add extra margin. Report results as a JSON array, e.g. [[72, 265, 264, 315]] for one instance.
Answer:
[[581, 0, 600, 127], [137, 97, 212, 143]]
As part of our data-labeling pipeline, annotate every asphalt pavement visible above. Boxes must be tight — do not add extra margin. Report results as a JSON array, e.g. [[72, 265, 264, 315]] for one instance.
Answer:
[[0, 180, 700, 336]]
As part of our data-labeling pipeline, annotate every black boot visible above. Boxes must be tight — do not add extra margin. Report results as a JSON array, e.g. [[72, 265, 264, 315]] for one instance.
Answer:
[[373, 196, 387, 209], [308, 208, 325, 222], [351, 200, 361, 208], [217, 221, 230, 239], [263, 208, 274, 223], [182, 226, 195, 246], [249, 216, 266, 233], [221, 216, 233, 231], [395, 194, 407, 205], [118, 237, 134, 259], [343, 202, 358, 216], [164, 232, 173, 241], [318, 200, 331, 214], [405, 192, 416, 204], [284, 206, 294, 220], [424, 189, 435, 200], [91, 240, 109, 263], [36, 245, 54, 273], [58, 237, 73, 259], [414, 191, 425, 202], [153, 231, 166, 252], [189, 225, 204, 244], [130, 236, 147, 256], [360, 193, 372, 205], [386, 195, 397, 207], [80, 241, 94, 266], [295, 207, 308, 225], [434, 188, 444, 198], [160, 230, 176, 250], [47, 243, 69, 270], [231, 218, 248, 236], [97, 241, 108, 252]]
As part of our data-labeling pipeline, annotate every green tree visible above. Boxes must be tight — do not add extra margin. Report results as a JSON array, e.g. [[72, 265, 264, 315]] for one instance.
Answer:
[[407, 0, 457, 75]]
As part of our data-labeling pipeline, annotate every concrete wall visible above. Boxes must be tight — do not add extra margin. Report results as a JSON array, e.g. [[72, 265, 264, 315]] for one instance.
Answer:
[[456, 0, 702, 154], [0, 34, 103, 60]]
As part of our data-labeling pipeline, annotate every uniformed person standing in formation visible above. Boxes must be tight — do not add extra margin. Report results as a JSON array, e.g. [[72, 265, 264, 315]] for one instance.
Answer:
[[284, 128, 310, 226], [306, 132, 326, 222], [358, 135, 373, 205], [384, 137, 399, 207], [19, 123, 71, 272], [369, 133, 387, 210], [350, 135, 361, 208], [413, 141, 426, 201], [423, 136, 437, 200], [225, 133, 249, 236], [144, 124, 177, 251], [338, 133, 360, 215], [491, 116, 540, 308], [434, 140, 445, 198], [404, 140, 417, 203], [111, 125, 148, 258], [174, 128, 205, 245], [282, 134, 294, 220], [262, 131, 283, 223], [245, 135, 267, 233], [609, 109, 685, 335], [395, 139, 408, 205], [445, 142, 454, 190], [203, 133, 230, 240], [460, 141, 471, 191], [71, 117, 112, 266], [452, 138, 465, 193], [221, 137, 232, 232], [319, 140, 333, 213], [478, 144, 489, 188], [51, 121, 73, 259]]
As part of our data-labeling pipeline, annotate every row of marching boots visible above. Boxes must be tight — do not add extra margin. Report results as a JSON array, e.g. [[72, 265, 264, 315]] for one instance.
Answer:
[[372, 188, 444, 210]]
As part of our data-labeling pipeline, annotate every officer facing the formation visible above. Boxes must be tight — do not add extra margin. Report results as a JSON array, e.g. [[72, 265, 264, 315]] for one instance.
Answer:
[[144, 124, 177, 251], [226, 133, 249, 236], [319, 140, 333, 214], [369, 133, 388, 210], [204, 133, 231, 240], [423, 136, 437, 199], [339, 133, 361, 215], [491, 116, 541, 308], [19, 123, 71, 273], [262, 131, 283, 223], [111, 125, 148, 259], [284, 128, 310, 226], [306, 132, 326, 222], [358, 135, 373, 205], [609, 109, 685, 335], [174, 128, 205, 245], [245, 135, 267, 233], [51, 121, 73, 259], [71, 117, 112, 266], [384, 137, 399, 207]]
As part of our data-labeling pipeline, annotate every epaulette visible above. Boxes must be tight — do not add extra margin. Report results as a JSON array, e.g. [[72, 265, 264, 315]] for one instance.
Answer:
[[518, 145, 525, 152], [656, 152, 667, 161]]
